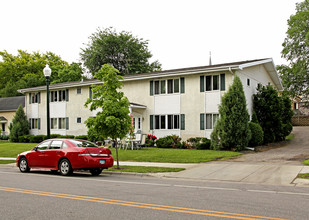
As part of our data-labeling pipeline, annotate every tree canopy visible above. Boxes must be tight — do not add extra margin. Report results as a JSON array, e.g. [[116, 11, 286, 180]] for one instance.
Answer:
[[0, 50, 84, 97], [84, 64, 132, 168], [211, 75, 251, 151], [80, 27, 161, 76], [278, 0, 309, 99]]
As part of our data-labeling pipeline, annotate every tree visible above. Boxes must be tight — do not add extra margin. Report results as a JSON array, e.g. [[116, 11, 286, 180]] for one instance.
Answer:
[[9, 105, 29, 142], [253, 84, 292, 144], [0, 50, 84, 97], [84, 64, 132, 169], [80, 27, 161, 76], [211, 75, 251, 151], [278, 0, 309, 99]]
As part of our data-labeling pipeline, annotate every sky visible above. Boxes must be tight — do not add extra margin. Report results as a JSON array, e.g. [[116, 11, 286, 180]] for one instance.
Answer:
[[0, 0, 301, 71]]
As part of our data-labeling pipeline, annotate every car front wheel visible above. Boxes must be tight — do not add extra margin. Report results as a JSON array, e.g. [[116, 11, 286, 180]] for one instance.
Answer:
[[59, 159, 72, 176], [90, 168, 103, 176], [19, 158, 30, 173]]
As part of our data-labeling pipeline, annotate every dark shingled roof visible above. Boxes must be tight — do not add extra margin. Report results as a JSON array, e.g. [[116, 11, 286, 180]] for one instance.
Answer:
[[0, 96, 25, 112]]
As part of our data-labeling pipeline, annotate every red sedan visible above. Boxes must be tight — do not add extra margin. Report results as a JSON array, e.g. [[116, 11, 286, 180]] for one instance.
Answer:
[[16, 139, 114, 176]]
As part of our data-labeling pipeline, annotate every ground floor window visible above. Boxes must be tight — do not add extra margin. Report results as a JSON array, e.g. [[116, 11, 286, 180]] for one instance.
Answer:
[[50, 117, 69, 130], [29, 118, 41, 130], [200, 113, 219, 130], [150, 114, 185, 130]]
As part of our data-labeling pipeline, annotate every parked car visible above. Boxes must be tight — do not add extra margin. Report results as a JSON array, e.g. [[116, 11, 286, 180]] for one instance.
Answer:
[[16, 139, 114, 176]]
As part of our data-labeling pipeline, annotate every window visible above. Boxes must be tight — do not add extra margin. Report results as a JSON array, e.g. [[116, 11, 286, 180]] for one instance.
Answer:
[[213, 75, 219, 90], [77, 117, 82, 123], [29, 92, 40, 104], [200, 113, 219, 130], [201, 74, 226, 92], [58, 118, 66, 129], [51, 118, 57, 129], [138, 118, 141, 129], [133, 118, 136, 129], [29, 118, 40, 129], [247, 78, 250, 86], [36, 141, 51, 150], [150, 78, 183, 95], [77, 87, 82, 94], [151, 114, 181, 130], [50, 140, 63, 149], [51, 90, 69, 102]]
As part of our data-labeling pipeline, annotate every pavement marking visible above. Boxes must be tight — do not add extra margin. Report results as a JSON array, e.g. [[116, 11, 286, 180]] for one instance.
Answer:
[[0, 186, 290, 220], [1, 170, 309, 198]]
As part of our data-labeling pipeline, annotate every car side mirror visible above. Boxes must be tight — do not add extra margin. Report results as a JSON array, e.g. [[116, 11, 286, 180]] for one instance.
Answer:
[[33, 147, 38, 151]]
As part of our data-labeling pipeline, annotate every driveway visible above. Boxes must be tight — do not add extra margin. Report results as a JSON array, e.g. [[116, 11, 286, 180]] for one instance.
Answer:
[[166, 127, 309, 186]]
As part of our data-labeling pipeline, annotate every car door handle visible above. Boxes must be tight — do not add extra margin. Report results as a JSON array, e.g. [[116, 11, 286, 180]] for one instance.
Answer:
[[56, 151, 61, 153]]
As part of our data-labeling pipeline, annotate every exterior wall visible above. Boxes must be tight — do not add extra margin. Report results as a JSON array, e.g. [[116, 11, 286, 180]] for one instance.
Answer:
[[0, 111, 15, 135], [237, 65, 277, 118]]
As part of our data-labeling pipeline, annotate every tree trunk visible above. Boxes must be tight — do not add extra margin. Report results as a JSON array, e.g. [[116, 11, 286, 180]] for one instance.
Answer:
[[114, 139, 120, 169]]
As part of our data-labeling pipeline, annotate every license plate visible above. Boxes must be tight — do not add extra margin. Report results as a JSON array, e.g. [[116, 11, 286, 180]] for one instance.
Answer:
[[99, 160, 105, 164]]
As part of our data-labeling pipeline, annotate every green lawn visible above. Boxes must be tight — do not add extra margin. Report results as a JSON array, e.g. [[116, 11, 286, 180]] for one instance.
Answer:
[[0, 142, 241, 164], [0, 160, 16, 164], [110, 148, 241, 163], [303, 159, 309, 166], [297, 173, 309, 179], [0, 142, 36, 157]]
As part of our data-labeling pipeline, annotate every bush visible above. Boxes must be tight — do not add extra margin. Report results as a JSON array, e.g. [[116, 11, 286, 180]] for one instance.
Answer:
[[60, 135, 75, 139], [9, 105, 29, 142], [50, 134, 62, 139], [32, 135, 47, 143], [156, 135, 181, 148], [145, 134, 157, 147], [248, 122, 264, 147], [0, 135, 9, 140], [75, 135, 88, 140], [196, 138, 211, 150]]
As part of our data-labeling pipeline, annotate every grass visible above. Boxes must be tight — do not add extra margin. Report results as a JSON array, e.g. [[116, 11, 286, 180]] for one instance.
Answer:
[[0, 142, 36, 158], [297, 173, 309, 179], [303, 159, 309, 166], [0, 142, 241, 164], [286, 134, 295, 141], [110, 147, 241, 163], [0, 160, 16, 164], [106, 166, 185, 173]]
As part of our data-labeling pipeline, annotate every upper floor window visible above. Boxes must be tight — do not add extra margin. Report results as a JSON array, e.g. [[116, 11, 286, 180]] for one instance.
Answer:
[[77, 87, 82, 94], [50, 89, 69, 102], [200, 74, 225, 92], [29, 92, 40, 104], [150, 77, 185, 96]]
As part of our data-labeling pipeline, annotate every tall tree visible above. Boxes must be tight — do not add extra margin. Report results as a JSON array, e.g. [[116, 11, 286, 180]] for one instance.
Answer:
[[0, 50, 84, 97], [80, 27, 161, 76], [84, 64, 132, 169], [278, 0, 309, 99], [211, 75, 251, 151], [9, 105, 29, 142]]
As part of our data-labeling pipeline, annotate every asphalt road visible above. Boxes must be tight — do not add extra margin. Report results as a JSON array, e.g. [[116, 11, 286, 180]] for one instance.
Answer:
[[1, 167, 309, 220]]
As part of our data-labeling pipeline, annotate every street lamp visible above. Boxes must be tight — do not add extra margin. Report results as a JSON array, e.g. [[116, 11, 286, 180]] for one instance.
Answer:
[[43, 64, 51, 139]]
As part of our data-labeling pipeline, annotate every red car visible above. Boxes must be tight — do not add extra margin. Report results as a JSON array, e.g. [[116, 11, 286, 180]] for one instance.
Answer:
[[16, 139, 114, 176]]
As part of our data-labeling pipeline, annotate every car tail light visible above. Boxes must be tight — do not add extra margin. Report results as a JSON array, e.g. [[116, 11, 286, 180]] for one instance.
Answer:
[[78, 149, 90, 156]]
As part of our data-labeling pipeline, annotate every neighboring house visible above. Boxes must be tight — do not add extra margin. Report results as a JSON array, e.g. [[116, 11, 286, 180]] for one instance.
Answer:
[[0, 96, 25, 136], [18, 58, 282, 140]]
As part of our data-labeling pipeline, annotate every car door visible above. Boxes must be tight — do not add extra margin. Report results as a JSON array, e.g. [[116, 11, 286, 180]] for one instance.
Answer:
[[44, 140, 64, 168], [28, 141, 51, 167]]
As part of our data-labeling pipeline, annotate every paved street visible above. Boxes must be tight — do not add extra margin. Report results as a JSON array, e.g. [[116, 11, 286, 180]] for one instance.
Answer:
[[1, 167, 309, 220]]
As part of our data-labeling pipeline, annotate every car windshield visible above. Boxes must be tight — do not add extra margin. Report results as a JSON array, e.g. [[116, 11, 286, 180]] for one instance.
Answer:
[[70, 140, 98, 148]]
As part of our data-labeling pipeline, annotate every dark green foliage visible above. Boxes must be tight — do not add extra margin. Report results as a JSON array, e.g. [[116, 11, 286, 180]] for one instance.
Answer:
[[211, 75, 251, 151], [253, 84, 293, 143], [75, 135, 88, 140], [50, 134, 62, 139], [32, 135, 47, 143], [278, 0, 309, 100], [60, 135, 75, 139], [0, 135, 9, 140], [187, 137, 211, 149], [251, 111, 259, 124], [156, 135, 182, 148], [248, 122, 264, 147], [80, 27, 161, 76], [9, 105, 29, 142]]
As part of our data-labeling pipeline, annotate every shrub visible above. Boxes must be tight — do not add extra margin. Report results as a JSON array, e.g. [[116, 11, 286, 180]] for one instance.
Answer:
[[50, 134, 62, 139], [156, 135, 181, 148], [9, 105, 29, 142], [32, 135, 47, 143], [248, 122, 264, 147], [211, 75, 251, 151], [0, 135, 9, 140], [75, 135, 88, 140], [60, 135, 75, 139], [196, 138, 211, 150], [145, 134, 157, 147]]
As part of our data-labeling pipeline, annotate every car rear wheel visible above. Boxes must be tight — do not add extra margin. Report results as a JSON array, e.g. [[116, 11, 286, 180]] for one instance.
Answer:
[[90, 168, 103, 176], [59, 159, 72, 176], [19, 158, 30, 173]]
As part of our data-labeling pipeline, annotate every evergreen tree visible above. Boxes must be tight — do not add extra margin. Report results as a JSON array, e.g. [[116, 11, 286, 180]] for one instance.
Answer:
[[9, 105, 29, 142], [211, 75, 251, 151]]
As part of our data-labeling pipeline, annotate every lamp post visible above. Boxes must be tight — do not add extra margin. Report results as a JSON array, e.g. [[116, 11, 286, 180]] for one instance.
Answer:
[[43, 64, 51, 139]]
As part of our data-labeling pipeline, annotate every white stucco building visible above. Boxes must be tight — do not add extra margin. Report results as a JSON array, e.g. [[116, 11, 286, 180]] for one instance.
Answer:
[[18, 58, 282, 140]]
